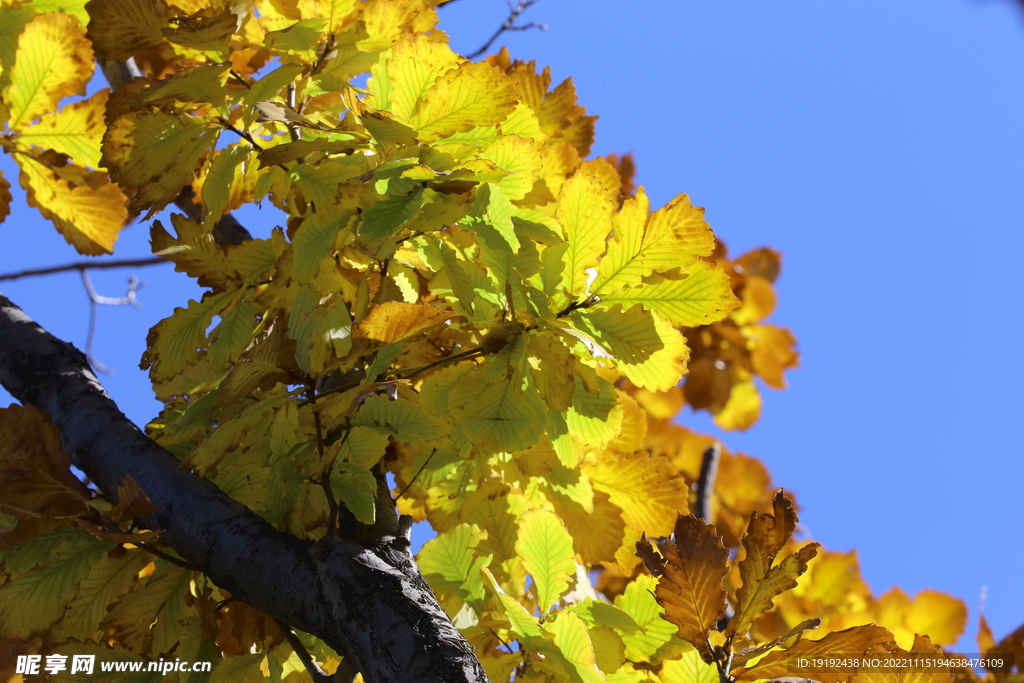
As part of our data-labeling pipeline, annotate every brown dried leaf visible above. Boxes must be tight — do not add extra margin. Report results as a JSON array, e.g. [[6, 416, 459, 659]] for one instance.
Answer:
[[733, 624, 897, 683], [731, 490, 818, 638], [649, 515, 729, 663]]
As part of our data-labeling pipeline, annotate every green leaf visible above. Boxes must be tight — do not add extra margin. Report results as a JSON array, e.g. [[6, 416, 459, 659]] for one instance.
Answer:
[[516, 509, 576, 612], [615, 574, 679, 661], [0, 533, 109, 640], [332, 425, 389, 469], [359, 180, 424, 247], [264, 18, 327, 53], [351, 394, 448, 442], [50, 549, 150, 642], [331, 461, 377, 525], [208, 299, 260, 372], [244, 63, 307, 127], [208, 653, 265, 683], [418, 523, 491, 603], [202, 144, 250, 230], [291, 210, 351, 282], [141, 292, 230, 382]]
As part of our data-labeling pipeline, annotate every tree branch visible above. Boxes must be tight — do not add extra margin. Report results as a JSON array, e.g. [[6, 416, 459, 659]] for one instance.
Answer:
[[0, 257, 166, 282], [694, 443, 721, 522], [0, 295, 488, 683], [465, 0, 547, 60]]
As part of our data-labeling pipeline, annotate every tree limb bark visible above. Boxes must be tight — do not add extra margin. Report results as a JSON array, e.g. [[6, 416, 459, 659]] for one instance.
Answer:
[[0, 294, 488, 683]]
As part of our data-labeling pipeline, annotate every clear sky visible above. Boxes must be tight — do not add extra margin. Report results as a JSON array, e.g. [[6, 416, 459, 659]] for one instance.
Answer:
[[1, 0, 1022, 654]]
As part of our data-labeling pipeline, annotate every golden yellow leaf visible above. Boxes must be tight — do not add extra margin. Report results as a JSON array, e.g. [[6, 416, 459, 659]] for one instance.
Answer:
[[17, 152, 127, 254], [713, 380, 761, 431], [557, 168, 615, 297], [411, 61, 518, 141], [526, 333, 575, 412], [749, 324, 799, 389], [161, 7, 238, 55], [904, 589, 968, 647], [5, 12, 92, 128], [386, 32, 460, 123], [584, 451, 688, 539], [356, 301, 453, 344], [18, 90, 107, 169]]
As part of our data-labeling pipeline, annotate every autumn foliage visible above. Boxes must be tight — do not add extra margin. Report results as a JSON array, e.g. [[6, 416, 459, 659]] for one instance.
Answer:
[[0, 0, 1020, 681]]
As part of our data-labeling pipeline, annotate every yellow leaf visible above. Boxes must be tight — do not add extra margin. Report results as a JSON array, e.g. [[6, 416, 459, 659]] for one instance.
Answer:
[[4, 12, 92, 128], [356, 301, 453, 344], [641, 515, 729, 662], [386, 32, 460, 123], [526, 333, 575, 412], [731, 274, 776, 325], [150, 214, 234, 291], [749, 324, 799, 389], [713, 380, 761, 432], [547, 610, 604, 683], [102, 110, 219, 216], [600, 261, 740, 328], [516, 509, 576, 611], [411, 61, 518, 141], [17, 152, 127, 255], [904, 589, 968, 647], [18, 90, 107, 169], [557, 169, 615, 297], [291, 210, 352, 283], [573, 305, 689, 392], [584, 451, 688, 539], [478, 134, 541, 200], [594, 189, 714, 295]]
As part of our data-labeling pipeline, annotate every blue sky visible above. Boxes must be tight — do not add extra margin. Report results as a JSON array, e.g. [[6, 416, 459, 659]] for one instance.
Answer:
[[1, 0, 1022, 653]]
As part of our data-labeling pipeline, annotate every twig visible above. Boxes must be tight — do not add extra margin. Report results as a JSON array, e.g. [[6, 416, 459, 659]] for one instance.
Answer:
[[694, 443, 721, 522], [465, 0, 547, 59], [275, 621, 336, 683], [81, 271, 143, 375], [396, 448, 436, 500], [135, 542, 201, 573], [395, 347, 483, 381], [0, 257, 165, 282]]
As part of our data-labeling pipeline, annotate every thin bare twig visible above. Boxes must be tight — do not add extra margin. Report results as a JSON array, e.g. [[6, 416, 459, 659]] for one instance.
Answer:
[[275, 621, 337, 683], [465, 0, 547, 60], [81, 271, 143, 375], [0, 257, 166, 282]]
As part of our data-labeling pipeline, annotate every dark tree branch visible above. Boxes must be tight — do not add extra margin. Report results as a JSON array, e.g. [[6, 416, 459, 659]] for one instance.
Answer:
[[694, 443, 721, 522], [465, 0, 547, 60], [276, 620, 335, 683], [0, 258, 166, 282], [0, 295, 489, 683]]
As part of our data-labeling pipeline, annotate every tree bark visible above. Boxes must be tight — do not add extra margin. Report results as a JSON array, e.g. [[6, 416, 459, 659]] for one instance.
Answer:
[[0, 294, 489, 683]]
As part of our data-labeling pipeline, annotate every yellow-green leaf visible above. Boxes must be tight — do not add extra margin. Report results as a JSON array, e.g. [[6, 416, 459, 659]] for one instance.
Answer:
[[600, 261, 740, 327], [557, 169, 615, 297], [418, 523, 491, 603], [331, 461, 377, 525], [411, 61, 518, 141], [5, 12, 93, 129], [141, 292, 230, 382], [516, 508, 576, 611], [351, 394, 448, 442], [572, 304, 689, 392], [18, 90, 107, 169]]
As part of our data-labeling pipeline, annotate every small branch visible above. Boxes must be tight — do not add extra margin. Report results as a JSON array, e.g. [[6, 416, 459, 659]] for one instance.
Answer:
[[396, 448, 436, 500], [218, 117, 265, 151], [0, 257, 165, 282], [694, 443, 721, 522], [555, 295, 600, 318], [81, 271, 143, 375], [395, 347, 484, 380], [275, 620, 336, 683], [466, 0, 547, 60], [135, 542, 201, 573]]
